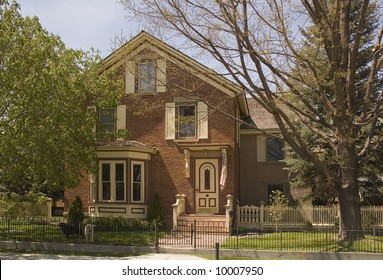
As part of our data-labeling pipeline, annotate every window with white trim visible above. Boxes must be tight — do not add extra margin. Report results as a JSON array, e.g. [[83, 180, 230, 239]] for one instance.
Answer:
[[177, 104, 196, 138], [165, 102, 208, 140], [266, 136, 284, 161], [131, 161, 145, 203], [98, 108, 116, 140], [99, 161, 126, 202], [137, 61, 156, 93], [96, 106, 126, 140], [125, 59, 166, 94]]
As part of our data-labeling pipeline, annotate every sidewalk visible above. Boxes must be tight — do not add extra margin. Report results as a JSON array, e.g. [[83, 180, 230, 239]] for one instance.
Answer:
[[0, 252, 205, 260]]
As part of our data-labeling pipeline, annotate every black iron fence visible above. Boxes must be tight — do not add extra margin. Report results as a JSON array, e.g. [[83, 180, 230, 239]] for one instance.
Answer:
[[0, 217, 157, 246], [1, 217, 383, 253], [225, 227, 383, 253]]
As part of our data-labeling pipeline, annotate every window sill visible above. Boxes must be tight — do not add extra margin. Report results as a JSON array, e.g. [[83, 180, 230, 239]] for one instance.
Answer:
[[264, 160, 286, 165], [174, 139, 199, 144], [134, 91, 157, 95]]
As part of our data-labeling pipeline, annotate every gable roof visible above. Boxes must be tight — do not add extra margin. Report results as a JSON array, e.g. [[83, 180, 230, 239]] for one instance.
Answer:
[[242, 98, 279, 130], [101, 31, 249, 116]]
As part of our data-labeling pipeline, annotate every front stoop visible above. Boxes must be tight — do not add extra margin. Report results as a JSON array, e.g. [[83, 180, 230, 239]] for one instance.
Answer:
[[175, 214, 228, 232]]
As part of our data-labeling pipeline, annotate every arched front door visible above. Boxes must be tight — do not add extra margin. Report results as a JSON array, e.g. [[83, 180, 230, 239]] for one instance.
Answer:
[[195, 158, 219, 213]]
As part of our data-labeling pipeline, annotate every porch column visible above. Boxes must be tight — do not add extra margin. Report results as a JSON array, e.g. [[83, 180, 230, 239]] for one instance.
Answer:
[[183, 149, 190, 178], [225, 194, 234, 231], [89, 173, 96, 203], [172, 194, 186, 230]]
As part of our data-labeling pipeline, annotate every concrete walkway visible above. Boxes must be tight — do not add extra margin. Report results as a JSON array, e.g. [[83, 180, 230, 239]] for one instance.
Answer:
[[0, 252, 205, 260]]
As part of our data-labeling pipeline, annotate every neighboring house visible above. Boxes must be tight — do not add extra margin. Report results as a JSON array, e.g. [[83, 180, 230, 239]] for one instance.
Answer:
[[64, 31, 249, 223], [239, 99, 289, 206], [240, 99, 310, 207]]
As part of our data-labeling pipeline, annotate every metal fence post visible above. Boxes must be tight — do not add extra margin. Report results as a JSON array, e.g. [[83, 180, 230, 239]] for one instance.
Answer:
[[373, 226, 376, 253], [190, 223, 194, 246], [42, 220, 45, 242], [193, 220, 197, 249], [280, 228, 283, 251], [215, 242, 220, 260], [7, 218, 11, 241], [154, 220, 159, 248]]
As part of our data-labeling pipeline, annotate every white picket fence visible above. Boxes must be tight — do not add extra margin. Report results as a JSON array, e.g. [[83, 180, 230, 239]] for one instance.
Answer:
[[237, 204, 383, 229]]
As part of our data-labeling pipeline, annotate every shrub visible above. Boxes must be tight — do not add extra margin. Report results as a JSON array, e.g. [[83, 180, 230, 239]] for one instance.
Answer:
[[67, 195, 85, 224], [90, 216, 153, 231], [362, 213, 377, 230], [0, 192, 48, 217], [147, 192, 165, 228]]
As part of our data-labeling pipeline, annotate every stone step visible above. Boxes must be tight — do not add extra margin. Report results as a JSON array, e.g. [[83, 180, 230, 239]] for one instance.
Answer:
[[178, 214, 226, 222], [176, 214, 228, 232]]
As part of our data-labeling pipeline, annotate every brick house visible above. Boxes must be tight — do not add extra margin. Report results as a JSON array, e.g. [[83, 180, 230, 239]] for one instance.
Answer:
[[64, 31, 249, 224]]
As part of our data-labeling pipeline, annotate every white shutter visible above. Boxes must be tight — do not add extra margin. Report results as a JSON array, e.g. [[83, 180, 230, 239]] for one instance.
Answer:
[[125, 61, 135, 94], [116, 105, 126, 140], [156, 59, 166, 93], [165, 103, 176, 140], [257, 135, 266, 162], [197, 102, 208, 139]]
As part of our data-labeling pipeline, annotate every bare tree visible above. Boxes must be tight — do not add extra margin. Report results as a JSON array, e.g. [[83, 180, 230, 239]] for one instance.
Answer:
[[120, 0, 383, 240]]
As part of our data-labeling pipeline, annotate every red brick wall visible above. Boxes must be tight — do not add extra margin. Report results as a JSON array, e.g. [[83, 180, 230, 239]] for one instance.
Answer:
[[124, 61, 239, 216], [64, 170, 90, 214]]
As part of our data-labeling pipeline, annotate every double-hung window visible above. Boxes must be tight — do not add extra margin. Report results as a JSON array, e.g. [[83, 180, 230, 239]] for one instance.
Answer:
[[177, 104, 196, 138], [126, 58, 166, 94], [98, 108, 116, 140], [137, 61, 156, 93], [99, 161, 126, 202], [165, 102, 208, 140], [131, 161, 145, 203], [266, 136, 284, 161]]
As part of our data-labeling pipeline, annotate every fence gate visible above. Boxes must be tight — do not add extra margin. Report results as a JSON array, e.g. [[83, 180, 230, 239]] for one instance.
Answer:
[[158, 220, 229, 249]]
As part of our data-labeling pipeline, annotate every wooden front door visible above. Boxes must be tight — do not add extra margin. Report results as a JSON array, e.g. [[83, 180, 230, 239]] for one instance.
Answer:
[[195, 158, 219, 213]]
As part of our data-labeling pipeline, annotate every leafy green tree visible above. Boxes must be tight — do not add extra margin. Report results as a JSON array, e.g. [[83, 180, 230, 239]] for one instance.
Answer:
[[0, 1, 123, 194], [268, 190, 289, 232]]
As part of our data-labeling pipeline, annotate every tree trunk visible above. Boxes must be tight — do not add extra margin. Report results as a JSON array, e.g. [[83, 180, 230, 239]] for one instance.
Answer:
[[335, 142, 363, 241], [337, 180, 362, 241]]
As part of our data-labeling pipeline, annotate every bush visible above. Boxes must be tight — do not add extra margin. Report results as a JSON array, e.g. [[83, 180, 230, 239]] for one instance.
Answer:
[[0, 192, 48, 217], [362, 213, 377, 230], [147, 192, 165, 227], [67, 195, 85, 224], [90, 216, 153, 231]]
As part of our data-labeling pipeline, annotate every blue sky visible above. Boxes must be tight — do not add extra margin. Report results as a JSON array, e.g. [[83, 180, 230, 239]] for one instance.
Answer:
[[17, 0, 141, 58]]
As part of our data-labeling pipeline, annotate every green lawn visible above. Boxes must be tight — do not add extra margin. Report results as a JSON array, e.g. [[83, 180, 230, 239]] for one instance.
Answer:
[[0, 222, 157, 246], [222, 231, 383, 253]]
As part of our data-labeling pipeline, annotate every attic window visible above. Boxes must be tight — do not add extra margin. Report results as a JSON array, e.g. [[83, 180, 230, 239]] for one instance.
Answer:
[[137, 61, 156, 93]]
